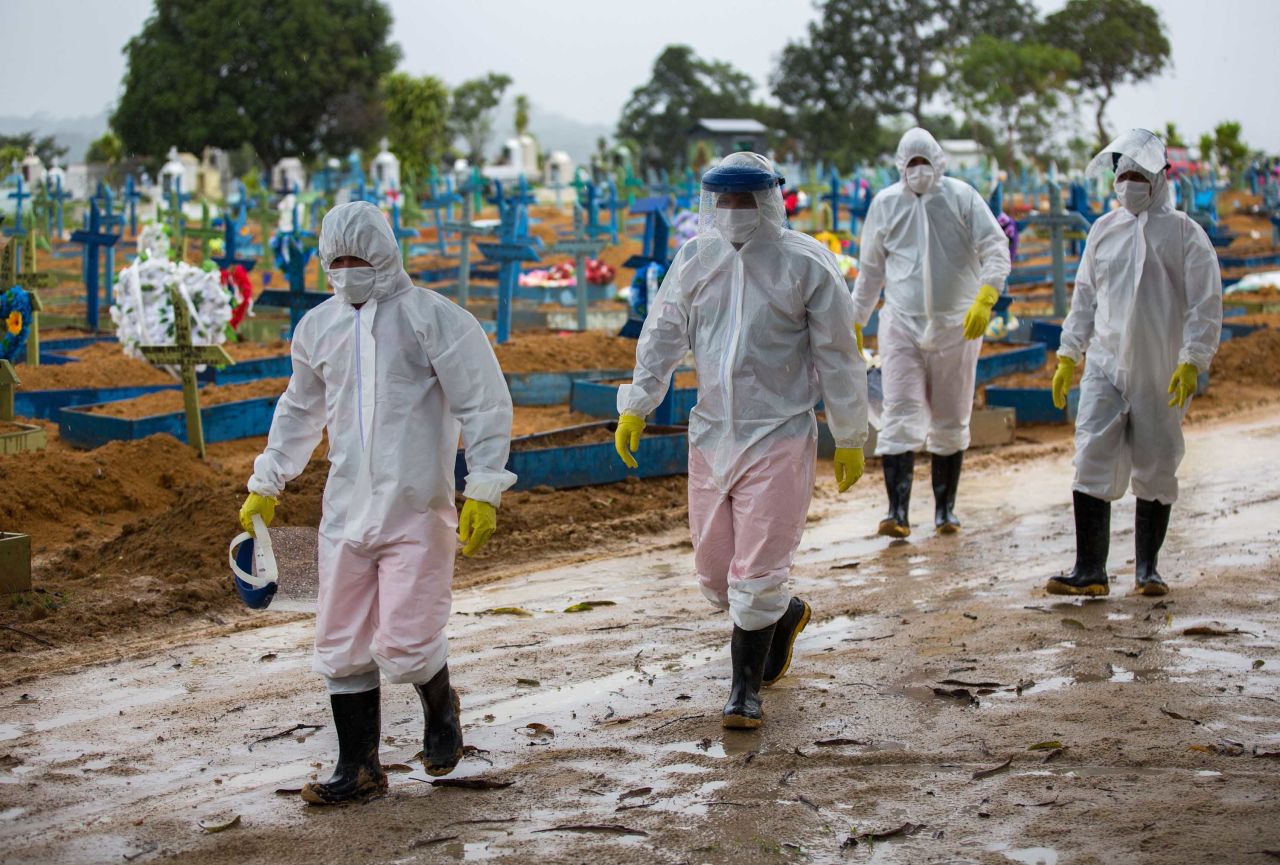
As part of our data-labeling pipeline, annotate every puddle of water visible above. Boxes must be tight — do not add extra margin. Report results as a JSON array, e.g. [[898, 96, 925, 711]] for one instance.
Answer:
[[1106, 612, 1133, 621], [0, 807, 27, 821], [1178, 646, 1259, 674], [908, 567, 931, 577], [0, 724, 26, 742], [1018, 676, 1074, 696], [999, 847, 1059, 865], [662, 762, 712, 775], [664, 739, 727, 759]]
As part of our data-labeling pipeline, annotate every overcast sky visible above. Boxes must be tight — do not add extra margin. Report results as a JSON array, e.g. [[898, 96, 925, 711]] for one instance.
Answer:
[[3, 0, 1277, 151]]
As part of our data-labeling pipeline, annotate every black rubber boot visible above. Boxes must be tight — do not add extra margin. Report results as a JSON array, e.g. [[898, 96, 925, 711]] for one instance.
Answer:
[[877, 452, 914, 538], [415, 665, 464, 777], [1046, 491, 1112, 597], [722, 623, 777, 730], [1134, 498, 1172, 596], [762, 597, 812, 686], [300, 688, 387, 805], [932, 451, 964, 535]]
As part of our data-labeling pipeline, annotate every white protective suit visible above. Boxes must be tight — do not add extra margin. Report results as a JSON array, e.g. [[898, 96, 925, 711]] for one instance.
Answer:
[[248, 202, 516, 693], [851, 128, 1012, 456], [618, 153, 868, 631], [1059, 130, 1222, 505]]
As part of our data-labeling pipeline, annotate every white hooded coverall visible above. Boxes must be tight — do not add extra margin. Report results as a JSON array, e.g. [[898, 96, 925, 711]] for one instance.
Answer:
[[1059, 158, 1222, 505], [248, 202, 516, 693], [851, 128, 1012, 457], [619, 155, 868, 631]]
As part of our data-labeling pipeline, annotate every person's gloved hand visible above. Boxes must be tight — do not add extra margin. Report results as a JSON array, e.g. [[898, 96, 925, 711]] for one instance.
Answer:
[[833, 447, 865, 493], [239, 493, 277, 537], [854, 323, 866, 357], [1167, 362, 1199, 408], [1051, 356, 1077, 410], [962, 284, 1001, 340], [615, 413, 646, 469], [458, 499, 497, 557]]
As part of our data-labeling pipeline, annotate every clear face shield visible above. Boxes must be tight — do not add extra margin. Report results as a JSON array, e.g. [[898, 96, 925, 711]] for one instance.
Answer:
[[696, 152, 788, 269], [1086, 129, 1170, 214]]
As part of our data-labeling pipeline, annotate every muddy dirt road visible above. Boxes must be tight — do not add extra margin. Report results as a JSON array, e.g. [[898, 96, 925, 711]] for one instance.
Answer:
[[2, 410, 1278, 865]]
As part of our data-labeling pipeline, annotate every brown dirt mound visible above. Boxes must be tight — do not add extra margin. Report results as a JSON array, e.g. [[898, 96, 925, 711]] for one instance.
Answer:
[[19, 342, 176, 391], [1211, 328, 1280, 387], [512, 423, 614, 450], [84, 378, 289, 418], [511, 405, 598, 437], [224, 340, 290, 361], [493, 331, 639, 373]]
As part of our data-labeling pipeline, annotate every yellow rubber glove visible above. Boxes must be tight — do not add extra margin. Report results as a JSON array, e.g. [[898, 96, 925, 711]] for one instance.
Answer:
[[962, 284, 1001, 340], [239, 493, 277, 537], [1051, 356, 1076, 410], [833, 447, 865, 493], [458, 499, 497, 557], [615, 413, 646, 469], [1167, 362, 1198, 408], [854, 323, 865, 357]]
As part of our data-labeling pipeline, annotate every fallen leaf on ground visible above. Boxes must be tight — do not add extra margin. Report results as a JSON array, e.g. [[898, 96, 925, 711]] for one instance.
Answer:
[[248, 723, 322, 751], [841, 822, 925, 847], [938, 679, 1006, 688], [815, 737, 868, 747], [517, 722, 555, 742], [409, 835, 459, 847], [1183, 625, 1254, 637], [1028, 741, 1063, 751], [564, 601, 618, 613], [1160, 706, 1202, 725], [932, 687, 979, 707], [258, 653, 277, 662], [618, 786, 652, 800], [428, 777, 514, 790], [479, 607, 533, 617], [830, 561, 861, 570], [1253, 660, 1266, 670], [198, 815, 241, 833], [1061, 618, 1087, 630], [516, 678, 541, 687], [533, 824, 648, 836], [972, 756, 1013, 780]]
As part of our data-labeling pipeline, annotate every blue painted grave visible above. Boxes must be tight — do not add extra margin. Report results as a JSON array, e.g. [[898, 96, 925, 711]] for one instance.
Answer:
[[68, 201, 121, 331]]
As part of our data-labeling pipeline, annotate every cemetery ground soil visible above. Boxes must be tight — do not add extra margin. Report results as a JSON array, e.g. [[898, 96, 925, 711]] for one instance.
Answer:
[[1, 406, 1279, 865]]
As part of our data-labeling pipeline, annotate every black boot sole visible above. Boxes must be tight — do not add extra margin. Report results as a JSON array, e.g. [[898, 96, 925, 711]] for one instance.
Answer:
[[1045, 578, 1110, 597], [300, 770, 388, 806], [762, 600, 811, 687], [721, 712, 763, 730], [1134, 579, 1169, 597], [424, 688, 464, 777], [878, 518, 910, 539]]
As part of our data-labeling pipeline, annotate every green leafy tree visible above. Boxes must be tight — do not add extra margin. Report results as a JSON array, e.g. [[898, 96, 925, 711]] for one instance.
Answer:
[[954, 36, 1079, 166], [1198, 132, 1216, 168], [618, 45, 765, 170], [112, 0, 400, 164], [1163, 122, 1186, 148], [383, 72, 450, 179], [449, 73, 513, 165], [1212, 121, 1249, 176], [86, 131, 124, 165], [770, 0, 1035, 168], [1043, 0, 1170, 146], [514, 94, 531, 137], [0, 132, 68, 170]]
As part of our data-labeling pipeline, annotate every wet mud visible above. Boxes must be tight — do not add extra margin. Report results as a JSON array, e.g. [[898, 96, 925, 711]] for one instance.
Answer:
[[1, 409, 1277, 863]]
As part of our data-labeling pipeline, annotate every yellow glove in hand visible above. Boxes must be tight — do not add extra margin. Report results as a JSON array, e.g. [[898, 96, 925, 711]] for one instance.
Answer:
[[239, 493, 277, 537], [458, 499, 497, 557], [615, 413, 646, 469], [833, 447, 865, 493], [962, 284, 1001, 340], [854, 323, 866, 357], [1051, 356, 1076, 410], [1167, 362, 1198, 408]]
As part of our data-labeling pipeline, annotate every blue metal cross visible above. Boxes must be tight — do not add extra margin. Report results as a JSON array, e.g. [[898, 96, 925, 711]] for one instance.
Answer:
[[123, 175, 142, 236], [69, 200, 121, 332], [4, 175, 30, 238], [420, 178, 461, 256], [477, 203, 541, 344], [256, 234, 327, 335]]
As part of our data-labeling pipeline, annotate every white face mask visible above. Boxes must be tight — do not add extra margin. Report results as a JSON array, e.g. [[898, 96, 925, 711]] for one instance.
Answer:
[[328, 266, 377, 304], [905, 164, 936, 195], [714, 207, 760, 244], [1114, 179, 1152, 214]]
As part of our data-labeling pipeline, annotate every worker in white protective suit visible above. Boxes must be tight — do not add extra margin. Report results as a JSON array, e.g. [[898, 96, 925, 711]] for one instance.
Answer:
[[851, 128, 1012, 538], [1047, 129, 1221, 598], [238, 201, 516, 804], [613, 153, 869, 730]]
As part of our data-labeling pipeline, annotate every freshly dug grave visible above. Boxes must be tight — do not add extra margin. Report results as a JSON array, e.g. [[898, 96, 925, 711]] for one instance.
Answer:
[[223, 340, 290, 361], [1211, 327, 1280, 387], [18, 342, 176, 390], [510, 423, 616, 451], [0, 421, 37, 435], [83, 378, 290, 418], [492, 330, 639, 372], [510, 405, 598, 437]]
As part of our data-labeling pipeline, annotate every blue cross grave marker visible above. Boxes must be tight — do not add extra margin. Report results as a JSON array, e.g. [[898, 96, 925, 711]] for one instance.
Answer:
[[69, 200, 121, 332], [477, 203, 541, 344], [256, 234, 327, 336]]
